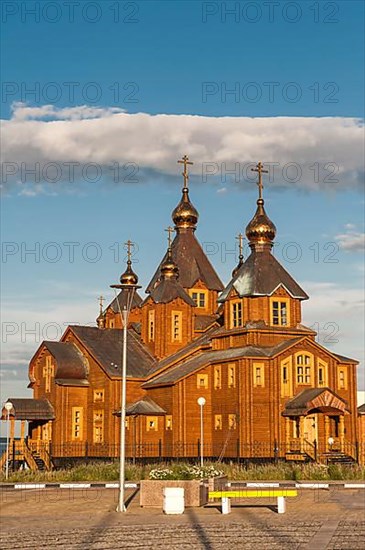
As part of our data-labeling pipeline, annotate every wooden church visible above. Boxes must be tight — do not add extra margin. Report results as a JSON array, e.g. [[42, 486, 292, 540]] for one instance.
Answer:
[[2, 158, 364, 470]]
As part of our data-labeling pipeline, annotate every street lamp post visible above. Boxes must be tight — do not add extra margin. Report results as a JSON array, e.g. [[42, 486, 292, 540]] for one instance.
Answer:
[[4, 401, 13, 480], [197, 397, 206, 468], [111, 240, 141, 513]]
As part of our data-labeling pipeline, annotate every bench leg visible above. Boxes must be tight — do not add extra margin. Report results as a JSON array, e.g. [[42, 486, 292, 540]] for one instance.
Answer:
[[277, 496, 286, 514], [222, 497, 231, 514]]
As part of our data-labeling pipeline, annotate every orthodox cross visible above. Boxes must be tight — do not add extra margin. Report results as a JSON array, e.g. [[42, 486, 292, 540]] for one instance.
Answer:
[[251, 161, 268, 200], [124, 239, 134, 262], [236, 233, 244, 259], [98, 295, 105, 315], [177, 154, 193, 188], [165, 226, 174, 248]]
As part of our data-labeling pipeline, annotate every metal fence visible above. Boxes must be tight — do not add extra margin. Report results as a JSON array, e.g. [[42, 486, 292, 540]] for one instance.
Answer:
[[48, 440, 365, 463]]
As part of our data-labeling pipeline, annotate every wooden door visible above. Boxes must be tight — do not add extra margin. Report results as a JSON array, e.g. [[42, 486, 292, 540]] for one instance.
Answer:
[[303, 414, 318, 444]]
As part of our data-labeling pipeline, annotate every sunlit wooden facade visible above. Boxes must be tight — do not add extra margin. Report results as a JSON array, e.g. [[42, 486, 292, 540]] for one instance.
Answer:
[[2, 160, 364, 469]]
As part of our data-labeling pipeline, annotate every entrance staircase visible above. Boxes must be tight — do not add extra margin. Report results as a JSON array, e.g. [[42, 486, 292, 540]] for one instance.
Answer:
[[286, 438, 358, 464], [0, 440, 52, 472], [320, 451, 356, 465]]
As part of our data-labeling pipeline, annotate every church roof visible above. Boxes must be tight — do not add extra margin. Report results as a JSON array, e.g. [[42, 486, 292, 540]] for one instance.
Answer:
[[282, 388, 348, 416], [124, 397, 166, 416], [218, 248, 308, 302], [43, 341, 88, 382], [146, 231, 224, 292], [147, 325, 219, 377], [144, 338, 299, 387], [333, 352, 357, 363], [68, 325, 154, 379], [145, 278, 196, 306], [1, 398, 55, 421], [194, 314, 220, 331], [108, 290, 142, 313]]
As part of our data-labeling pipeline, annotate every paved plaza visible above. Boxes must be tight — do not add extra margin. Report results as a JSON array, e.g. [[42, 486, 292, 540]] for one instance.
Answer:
[[0, 486, 364, 549]]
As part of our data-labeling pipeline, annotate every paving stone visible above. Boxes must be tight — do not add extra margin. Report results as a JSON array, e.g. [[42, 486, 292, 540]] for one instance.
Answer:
[[0, 488, 364, 549]]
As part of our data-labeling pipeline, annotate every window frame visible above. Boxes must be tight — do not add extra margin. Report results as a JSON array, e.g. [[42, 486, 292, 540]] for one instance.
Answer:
[[148, 309, 155, 342], [214, 365, 222, 389], [93, 389, 104, 403], [270, 297, 290, 327], [214, 414, 222, 430], [71, 407, 83, 441], [197, 374, 208, 389], [295, 352, 313, 385], [189, 289, 208, 309], [93, 410, 104, 443], [253, 362, 265, 388], [228, 363, 236, 388], [171, 310, 183, 342], [146, 416, 158, 432], [230, 300, 243, 328]]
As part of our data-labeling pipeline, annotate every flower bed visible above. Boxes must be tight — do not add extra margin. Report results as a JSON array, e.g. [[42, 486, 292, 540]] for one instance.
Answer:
[[149, 464, 223, 480]]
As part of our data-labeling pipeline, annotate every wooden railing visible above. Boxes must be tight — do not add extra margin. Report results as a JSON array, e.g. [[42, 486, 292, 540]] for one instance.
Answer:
[[288, 438, 301, 452], [303, 439, 316, 460]]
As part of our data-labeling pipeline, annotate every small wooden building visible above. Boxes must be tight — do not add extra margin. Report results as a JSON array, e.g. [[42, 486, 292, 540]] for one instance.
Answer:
[[2, 160, 364, 469]]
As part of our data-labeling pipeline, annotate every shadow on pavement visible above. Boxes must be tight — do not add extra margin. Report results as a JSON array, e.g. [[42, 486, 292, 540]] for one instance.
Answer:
[[185, 507, 214, 550]]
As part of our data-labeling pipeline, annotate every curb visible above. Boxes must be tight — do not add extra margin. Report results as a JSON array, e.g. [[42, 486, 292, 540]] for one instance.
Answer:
[[0, 481, 364, 490], [227, 481, 365, 489], [0, 482, 139, 490]]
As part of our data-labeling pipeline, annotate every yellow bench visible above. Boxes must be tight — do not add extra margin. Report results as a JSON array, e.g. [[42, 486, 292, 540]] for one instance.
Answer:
[[208, 489, 298, 514]]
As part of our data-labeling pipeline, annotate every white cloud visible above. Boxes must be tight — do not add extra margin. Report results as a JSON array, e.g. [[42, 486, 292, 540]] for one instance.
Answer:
[[335, 227, 365, 252], [302, 281, 364, 389], [1, 103, 364, 190], [11, 102, 124, 121]]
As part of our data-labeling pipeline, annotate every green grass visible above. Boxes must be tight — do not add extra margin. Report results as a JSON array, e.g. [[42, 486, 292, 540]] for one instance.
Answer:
[[0, 461, 364, 483]]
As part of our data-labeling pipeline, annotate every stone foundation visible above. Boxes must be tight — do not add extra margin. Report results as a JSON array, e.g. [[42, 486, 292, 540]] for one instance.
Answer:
[[140, 479, 208, 507]]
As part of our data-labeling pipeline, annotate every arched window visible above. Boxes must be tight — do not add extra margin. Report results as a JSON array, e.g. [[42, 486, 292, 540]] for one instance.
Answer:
[[295, 353, 313, 385]]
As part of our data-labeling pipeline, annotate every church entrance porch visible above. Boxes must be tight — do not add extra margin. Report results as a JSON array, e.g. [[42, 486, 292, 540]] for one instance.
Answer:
[[282, 388, 357, 463], [0, 399, 54, 472]]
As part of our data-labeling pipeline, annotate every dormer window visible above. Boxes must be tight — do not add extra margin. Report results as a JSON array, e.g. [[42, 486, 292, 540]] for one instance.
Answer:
[[190, 290, 207, 308]]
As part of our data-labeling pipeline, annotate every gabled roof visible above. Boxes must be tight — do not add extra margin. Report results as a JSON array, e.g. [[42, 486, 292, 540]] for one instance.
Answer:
[[144, 278, 196, 306], [67, 325, 155, 379], [43, 341, 88, 382], [143, 338, 298, 388], [146, 231, 224, 292], [219, 249, 308, 302], [282, 388, 349, 417], [358, 404, 365, 414], [1, 398, 55, 421], [123, 397, 166, 416]]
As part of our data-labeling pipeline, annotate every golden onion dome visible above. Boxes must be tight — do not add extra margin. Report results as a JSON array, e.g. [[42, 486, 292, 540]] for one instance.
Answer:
[[119, 260, 139, 286], [172, 187, 199, 230], [245, 198, 276, 246], [160, 248, 179, 279]]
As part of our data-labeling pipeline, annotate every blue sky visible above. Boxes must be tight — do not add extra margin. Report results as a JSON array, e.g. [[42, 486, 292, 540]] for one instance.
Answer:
[[1, 0, 364, 409]]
